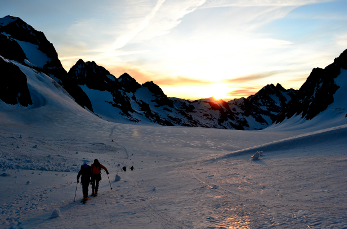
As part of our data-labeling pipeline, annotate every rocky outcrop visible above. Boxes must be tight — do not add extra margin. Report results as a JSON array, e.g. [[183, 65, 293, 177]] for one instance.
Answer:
[[276, 49, 347, 122], [0, 56, 32, 106], [0, 15, 92, 110]]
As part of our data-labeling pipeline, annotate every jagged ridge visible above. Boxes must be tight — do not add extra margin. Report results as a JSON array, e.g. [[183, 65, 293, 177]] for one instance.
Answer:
[[276, 49, 347, 122]]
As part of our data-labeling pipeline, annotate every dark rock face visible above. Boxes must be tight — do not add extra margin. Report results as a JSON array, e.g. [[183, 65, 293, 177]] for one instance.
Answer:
[[276, 49, 347, 122], [0, 57, 32, 106], [59, 78, 94, 111], [68, 59, 118, 91], [142, 81, 174, 108], [221, 84, 297, 129], [0, 15, 92, 110], [0, 16, 65, 76], [0, 34, 27, 63], [118, 73, 141, 93]]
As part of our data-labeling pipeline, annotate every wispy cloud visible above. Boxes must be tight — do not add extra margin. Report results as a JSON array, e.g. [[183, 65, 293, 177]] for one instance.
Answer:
[[60, 0, 208, 69], [228, 87, 260, 98], [153, 76, 211, 86], [102, 0, 208, 53], [225, 71, 284, 84], [108, 0, 167, 51], [131, 0, 206, 43], [200, 0, 333, 8]]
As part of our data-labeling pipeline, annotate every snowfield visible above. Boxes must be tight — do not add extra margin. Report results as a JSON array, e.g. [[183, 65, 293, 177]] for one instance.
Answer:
[[1, 60, 347, 228]]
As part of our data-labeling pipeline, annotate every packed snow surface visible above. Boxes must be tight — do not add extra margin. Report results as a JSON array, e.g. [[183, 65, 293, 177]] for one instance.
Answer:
[[1, 60, 347, 228]]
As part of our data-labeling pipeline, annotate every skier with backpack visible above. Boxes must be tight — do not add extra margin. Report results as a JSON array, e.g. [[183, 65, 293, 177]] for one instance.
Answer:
[[90, 159, 109, 196], [77, 163, 92, 202]]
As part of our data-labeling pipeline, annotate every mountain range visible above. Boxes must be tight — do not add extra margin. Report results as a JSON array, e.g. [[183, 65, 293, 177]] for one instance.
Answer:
[[1, 15, 346, 130]]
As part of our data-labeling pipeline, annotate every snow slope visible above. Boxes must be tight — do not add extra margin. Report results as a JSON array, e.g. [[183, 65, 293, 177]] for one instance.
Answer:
[[1, 58, 347, 228], [16, 40, 50, 68]]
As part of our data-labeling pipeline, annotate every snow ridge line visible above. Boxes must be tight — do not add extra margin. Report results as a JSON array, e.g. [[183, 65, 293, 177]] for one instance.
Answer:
[[210, 124, 347, 161]]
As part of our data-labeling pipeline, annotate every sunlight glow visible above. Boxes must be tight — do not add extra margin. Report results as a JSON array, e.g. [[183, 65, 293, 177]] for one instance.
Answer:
[[162, 83, 237, 101], [207, 83, 231, 100]]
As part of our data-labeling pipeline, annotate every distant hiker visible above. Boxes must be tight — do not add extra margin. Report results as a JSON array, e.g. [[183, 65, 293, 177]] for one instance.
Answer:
[[77, 163, 92, 201], [90, 159, 109, 196]]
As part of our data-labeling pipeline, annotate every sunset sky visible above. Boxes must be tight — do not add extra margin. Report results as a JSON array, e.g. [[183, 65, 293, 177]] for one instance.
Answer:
[[2, 0, 347, 100]]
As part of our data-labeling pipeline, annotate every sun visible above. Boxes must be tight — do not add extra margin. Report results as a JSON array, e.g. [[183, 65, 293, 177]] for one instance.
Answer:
[[207, 83, 231, 101], [161, 83, 235, 101], [212, 95, 223, 101]]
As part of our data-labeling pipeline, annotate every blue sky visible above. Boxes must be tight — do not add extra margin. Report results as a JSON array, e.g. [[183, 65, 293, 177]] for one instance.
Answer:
[[1, 0, 347, 100]]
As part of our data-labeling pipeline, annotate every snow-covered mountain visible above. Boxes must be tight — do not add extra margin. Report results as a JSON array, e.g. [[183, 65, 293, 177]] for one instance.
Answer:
[[0, 15, 65, 77], [171, 83, 296, 130], [67, 59, 297, 129], [0, 15, 92, 111], [274, 49, 347, 130]]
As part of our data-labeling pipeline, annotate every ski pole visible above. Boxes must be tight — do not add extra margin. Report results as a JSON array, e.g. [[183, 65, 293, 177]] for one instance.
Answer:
[[73, 183, 78, 202], [107, 174, 113, 190]]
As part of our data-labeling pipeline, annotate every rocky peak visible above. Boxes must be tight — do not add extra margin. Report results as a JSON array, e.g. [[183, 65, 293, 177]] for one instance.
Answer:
[[67, 59, 116, 91], [249, 83, 296, 106], [118, 73, 141, 93], [0, 16, 92, 112], [0, 15, 65, 79], [142, 81, 164, 96], [275, 83, 286, 91], [276, 49, 347, 122], [142, 81, 174, 108], [75, 59, 85, 66], [0, 15, 18, 27], [0, 15, 45, 47], [118, 73, 134, 82]]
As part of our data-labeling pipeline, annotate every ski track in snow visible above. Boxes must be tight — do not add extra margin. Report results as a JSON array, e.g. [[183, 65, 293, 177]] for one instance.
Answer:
[[109, 125, 129, 160]]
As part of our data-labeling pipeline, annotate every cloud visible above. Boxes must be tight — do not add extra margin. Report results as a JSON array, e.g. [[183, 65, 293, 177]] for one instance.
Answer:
[[225, 71, 284, 84], [108, 0, 167, 51], [153, 76, 211, 86], [58, 0, 208, 69], [228, 87, 260, 98], [101, 0, 208, 53], [200, 0, 333, 8], [129, 0, 207, 44]]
